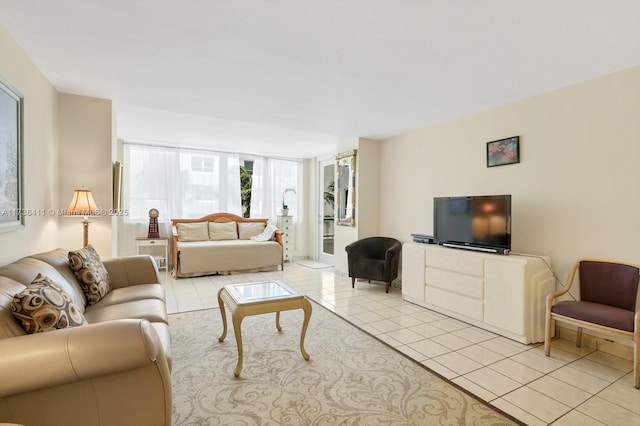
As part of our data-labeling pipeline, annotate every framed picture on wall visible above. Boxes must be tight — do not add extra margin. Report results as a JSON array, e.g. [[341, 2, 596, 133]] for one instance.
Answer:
[[487, 136, 520, 167], [0, 76, 24, 232]]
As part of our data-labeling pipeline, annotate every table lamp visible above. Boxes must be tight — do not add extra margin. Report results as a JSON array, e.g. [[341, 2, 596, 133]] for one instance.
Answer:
[[66, 189, 98, 247]]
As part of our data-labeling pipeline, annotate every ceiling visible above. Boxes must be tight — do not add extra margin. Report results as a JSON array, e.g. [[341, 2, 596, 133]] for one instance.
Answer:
[[1, 1, 639, 159]]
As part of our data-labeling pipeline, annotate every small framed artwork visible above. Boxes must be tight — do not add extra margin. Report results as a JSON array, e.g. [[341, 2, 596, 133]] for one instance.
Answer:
[[0, 75, 24, 232], [487, 136, 520, 167]]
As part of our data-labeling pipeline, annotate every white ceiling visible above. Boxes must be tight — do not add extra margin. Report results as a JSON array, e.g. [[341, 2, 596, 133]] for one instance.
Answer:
[[1, 1, 639, 158]]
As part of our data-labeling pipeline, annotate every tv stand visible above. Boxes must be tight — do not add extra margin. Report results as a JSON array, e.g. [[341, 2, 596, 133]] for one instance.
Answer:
[[402, 243, 554, 343], [440, 242, 510, 255]]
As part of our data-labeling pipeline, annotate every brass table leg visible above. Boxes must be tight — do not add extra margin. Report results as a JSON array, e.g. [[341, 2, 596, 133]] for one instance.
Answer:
[[217, 288, 227, 342], [231, 310, 244, 377], [300, 297, 312, 361]]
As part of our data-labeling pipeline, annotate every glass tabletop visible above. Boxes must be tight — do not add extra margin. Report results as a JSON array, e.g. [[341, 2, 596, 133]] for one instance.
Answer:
[[226, 281, 299, 304]]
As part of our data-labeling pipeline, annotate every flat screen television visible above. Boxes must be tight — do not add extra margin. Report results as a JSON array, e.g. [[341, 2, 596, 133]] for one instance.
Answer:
[[433, 195, 511, 254]]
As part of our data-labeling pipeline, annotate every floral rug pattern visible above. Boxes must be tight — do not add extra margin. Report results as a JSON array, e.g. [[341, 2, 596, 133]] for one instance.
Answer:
[[169, 303, 519, 425]]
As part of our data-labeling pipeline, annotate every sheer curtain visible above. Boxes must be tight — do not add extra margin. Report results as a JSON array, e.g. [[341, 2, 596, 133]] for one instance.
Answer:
[[249, 158, 301, 223], [123, 143, 241, 225]]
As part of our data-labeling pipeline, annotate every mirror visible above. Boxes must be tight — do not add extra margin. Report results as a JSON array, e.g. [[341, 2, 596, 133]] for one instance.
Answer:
[[336, 149, 357, 226]]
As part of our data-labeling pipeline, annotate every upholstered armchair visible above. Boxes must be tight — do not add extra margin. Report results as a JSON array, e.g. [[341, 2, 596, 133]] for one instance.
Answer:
[[544, 258, 640, 388], [345, 237, 402, 293]]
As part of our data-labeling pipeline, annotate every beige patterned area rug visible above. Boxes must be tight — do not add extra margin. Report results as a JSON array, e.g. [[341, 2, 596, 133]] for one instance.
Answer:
[[169, 302, 521, 425]]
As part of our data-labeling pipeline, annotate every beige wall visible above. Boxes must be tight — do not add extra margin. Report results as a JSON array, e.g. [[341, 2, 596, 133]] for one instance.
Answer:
[[0, 24, 116, 264], [333, 138, 381, 274], [379, 65, 640, 286], [57, 94, 115, 257], [0, 24, 59, 265]]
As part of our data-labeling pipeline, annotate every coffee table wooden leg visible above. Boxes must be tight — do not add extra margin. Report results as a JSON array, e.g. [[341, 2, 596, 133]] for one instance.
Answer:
[[275, 311, 282, 332], [217, 288, 227, 342], [232, 310, 244, 377], [300, 297, 312, 361]]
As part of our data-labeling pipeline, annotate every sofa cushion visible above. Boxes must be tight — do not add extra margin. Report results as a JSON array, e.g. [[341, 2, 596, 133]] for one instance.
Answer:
[[238, 222, 266, 240], [176, 222, 209, 242], [84, 298, 168, 324], [11, 274, 88, 334], [208, 221, 238, 241], [68, 245, 112, 306]]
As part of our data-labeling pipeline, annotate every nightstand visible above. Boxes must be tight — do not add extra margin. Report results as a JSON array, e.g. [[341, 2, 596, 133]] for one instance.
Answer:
[[136, 237, 168, 270]]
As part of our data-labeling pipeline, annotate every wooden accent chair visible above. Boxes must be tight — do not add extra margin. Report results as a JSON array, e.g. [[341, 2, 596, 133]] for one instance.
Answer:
[[345, 237, 402, 293], [544, 258, 640, 388]]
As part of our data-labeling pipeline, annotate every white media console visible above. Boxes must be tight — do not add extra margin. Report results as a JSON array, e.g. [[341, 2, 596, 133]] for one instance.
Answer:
[[402, 243, 555, 344]]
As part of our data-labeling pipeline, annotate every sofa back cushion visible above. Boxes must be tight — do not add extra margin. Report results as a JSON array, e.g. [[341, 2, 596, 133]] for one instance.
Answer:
[[0, 256, 86, 311], [0, 276, 28, 339], [29, 248, 88, 308], [176, 222, 209, 242], [208, 221, 238, 241], [238, 222, 266, 240], [11, 273, 88, 334]]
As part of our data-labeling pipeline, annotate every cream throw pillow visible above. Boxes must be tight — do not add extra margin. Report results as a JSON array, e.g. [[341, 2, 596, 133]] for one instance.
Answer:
[[238, 222, 266, 240], [176, 222, 209, 242], [208, 221, 238, 240]]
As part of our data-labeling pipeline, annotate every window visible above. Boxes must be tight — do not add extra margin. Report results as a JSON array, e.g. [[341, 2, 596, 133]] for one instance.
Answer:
[[123, 144, 241, 221]]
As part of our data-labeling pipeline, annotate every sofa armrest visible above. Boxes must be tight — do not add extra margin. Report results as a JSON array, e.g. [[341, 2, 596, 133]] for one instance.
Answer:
[[0, 319, 166, 398], [103, 255, 161, 288]]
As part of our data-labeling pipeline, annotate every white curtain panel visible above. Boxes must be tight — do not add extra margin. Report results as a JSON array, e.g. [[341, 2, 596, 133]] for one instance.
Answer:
[[249, 158, 301, 224], [123, 143, 242, 224]]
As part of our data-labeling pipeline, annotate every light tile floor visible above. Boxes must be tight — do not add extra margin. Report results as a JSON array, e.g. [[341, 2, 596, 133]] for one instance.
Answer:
[[162, 263, 640, 425]]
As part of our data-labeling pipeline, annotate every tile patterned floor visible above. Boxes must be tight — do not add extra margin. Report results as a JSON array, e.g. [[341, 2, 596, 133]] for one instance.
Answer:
[[161, 263, 640, 425]]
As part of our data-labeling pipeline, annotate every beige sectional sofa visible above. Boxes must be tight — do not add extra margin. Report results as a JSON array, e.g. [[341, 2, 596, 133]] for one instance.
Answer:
[[171, 212, 284, 278], [0, 247, 172, 426]]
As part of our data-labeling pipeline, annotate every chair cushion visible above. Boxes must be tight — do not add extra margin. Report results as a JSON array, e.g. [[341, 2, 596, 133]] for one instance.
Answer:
[[68, 245, 112, 306], [579, 261, 639, 311], [552, 300, 635, 332], [11, 274, 88, 334]]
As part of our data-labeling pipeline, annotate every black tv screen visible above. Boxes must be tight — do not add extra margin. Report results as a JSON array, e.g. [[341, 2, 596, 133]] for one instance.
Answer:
[[434, 195, 511, 252]]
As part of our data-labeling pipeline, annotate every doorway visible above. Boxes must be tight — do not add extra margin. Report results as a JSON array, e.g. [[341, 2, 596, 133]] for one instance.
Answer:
[[317, 158, 335, 264]]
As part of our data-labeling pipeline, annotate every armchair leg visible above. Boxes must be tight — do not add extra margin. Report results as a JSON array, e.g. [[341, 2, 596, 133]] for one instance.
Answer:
[[385, 282, 390, 293], [634, 314, 639, 389], [544, 316, 552, 356], [576, 327, 583, 348], [351, 277, 355, 289]]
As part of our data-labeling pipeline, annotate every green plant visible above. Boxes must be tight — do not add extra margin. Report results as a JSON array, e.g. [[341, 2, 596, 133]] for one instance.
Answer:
[[324, 181, 334, 207], [240, 165, 252, 218]]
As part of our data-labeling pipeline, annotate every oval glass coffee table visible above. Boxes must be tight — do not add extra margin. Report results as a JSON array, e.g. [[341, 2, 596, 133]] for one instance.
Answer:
[[217, 280, 312, 377]]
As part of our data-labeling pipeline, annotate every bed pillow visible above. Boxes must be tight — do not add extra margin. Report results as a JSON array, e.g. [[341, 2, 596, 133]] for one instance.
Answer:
[[250, 224, 279, 242], [238, 222, 266, 240], [176, 222, 209, 242], [68, 245, 112, 306], [208, 221, 238, 240], [11, 273, 88, 334]]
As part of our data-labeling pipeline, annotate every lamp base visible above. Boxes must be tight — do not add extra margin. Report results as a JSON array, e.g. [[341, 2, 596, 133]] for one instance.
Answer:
[[82, 218, 91, 248]]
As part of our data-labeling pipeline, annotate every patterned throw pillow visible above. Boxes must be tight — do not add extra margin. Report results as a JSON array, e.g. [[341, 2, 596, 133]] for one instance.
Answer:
[[11, 274, 88, 334], [68, 244, 112, 305]]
